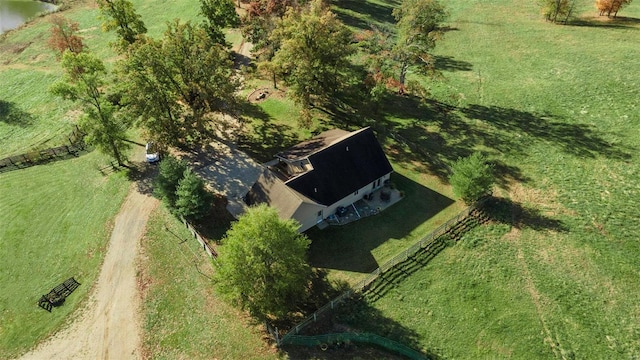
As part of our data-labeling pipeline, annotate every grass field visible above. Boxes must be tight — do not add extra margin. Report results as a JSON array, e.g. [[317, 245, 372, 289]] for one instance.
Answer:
[[3, 0, 639, 358], [139, 206, 279, 360], [0, 151, 130, 358], [326, 0, 640, 358]]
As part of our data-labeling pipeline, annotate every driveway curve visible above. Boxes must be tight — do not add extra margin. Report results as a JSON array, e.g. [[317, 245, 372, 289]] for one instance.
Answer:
[[19, 187, 158, 360]]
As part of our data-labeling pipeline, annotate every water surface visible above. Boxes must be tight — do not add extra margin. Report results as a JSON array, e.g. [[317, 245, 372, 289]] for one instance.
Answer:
[[0, 0, 56, 34]]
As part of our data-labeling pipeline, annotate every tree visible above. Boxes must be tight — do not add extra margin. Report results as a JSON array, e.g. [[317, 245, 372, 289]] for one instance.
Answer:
[[97, 0, 147, 49], [199, 0, 239, 46], [47, 15, 84, 57], [596, 0, 633, 17], [391, 0, 448, 93], [117, 20, 238, 146], [50, 52, 130, 166], [269, 0, 355, 114], [449, 152, 494, 204], [214, 204, 311, 321], [174, 168, 214, 221], [540, 0, 577, 23], [155, 155, 188, 207]]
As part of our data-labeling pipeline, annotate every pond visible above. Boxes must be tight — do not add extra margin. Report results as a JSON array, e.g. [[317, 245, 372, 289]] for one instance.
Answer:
[[0, 0, 57, 34]]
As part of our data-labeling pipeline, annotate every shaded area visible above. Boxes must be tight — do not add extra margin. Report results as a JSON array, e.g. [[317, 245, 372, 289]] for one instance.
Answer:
[[328, 295, 441, 359], [307, 173, 454, 273], [569, 16, 640, 30], [237, 102, 300, 163], [0, 100, 35, 127], [434, 55, 473, 72], [461, 104, 632, 161], [333, 0, 399, 29], [483, 196, 568, 232]]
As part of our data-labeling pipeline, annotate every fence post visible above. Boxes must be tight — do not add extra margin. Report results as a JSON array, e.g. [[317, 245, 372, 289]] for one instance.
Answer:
[[275, 327, 280, 346]]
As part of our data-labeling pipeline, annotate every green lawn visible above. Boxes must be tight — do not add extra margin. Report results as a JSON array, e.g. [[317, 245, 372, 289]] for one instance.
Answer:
[[0, 152, 130, 358], [140, 205, 279, 360], [325, 0, 640, 358]]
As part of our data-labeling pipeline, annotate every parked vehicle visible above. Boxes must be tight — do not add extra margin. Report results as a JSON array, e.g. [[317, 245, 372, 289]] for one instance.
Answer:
[[145, 142, 160, 163]]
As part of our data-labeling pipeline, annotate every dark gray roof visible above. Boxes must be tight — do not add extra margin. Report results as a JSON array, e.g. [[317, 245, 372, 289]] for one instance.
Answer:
[[276, 129, 349, 161], [285, 127, 393, 205]]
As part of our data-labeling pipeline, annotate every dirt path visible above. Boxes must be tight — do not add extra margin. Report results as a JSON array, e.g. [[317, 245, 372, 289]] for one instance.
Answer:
[[19, 187, 158, 360]]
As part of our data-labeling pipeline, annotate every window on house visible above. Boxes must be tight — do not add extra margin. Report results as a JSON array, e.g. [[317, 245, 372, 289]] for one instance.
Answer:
[[317, 210, 323, 217], [377, 178, 381, 187], [354, 190, 359, 196]]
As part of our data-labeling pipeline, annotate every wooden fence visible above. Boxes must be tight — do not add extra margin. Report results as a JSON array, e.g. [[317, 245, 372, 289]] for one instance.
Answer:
[[276, 196, 491, 345], [0, 126, 86, 173], [180, 217, 218, 259]]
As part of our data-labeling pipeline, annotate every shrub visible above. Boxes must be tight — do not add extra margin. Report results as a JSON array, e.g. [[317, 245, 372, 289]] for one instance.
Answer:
[[154, 155, 187, 207], [449, 152, 494, 204], [174, 168, 214, 221]]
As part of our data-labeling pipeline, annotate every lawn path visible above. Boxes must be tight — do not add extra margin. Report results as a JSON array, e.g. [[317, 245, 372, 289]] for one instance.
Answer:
[[19, 185, 158, 360]]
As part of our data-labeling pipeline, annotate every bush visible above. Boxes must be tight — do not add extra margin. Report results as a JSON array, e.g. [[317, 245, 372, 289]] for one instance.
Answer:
[[174, 168, 214, 221], [449, 152, 494, 204], [154, 155, 187, 207]]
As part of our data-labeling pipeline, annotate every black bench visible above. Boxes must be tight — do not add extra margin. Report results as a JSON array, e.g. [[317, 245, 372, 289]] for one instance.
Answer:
[[38, 277, 81, 312]]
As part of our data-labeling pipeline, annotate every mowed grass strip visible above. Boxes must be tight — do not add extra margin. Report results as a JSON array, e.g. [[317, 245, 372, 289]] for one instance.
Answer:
[[139, 206, 279, 360], [0, 152, 130, 358]]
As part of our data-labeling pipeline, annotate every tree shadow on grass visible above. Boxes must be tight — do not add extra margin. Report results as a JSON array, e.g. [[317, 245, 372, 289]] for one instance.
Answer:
[[568, 16, 640, 30], [483, 196, 568, 232], [236, 101, 300, 163], [434, 55, 473, 72], [307, 173, 454, 273], [461, 104, 633, 160], [0, 100, 35, 127], [330, 91, 631, 190], [333, 0, 399, 29]]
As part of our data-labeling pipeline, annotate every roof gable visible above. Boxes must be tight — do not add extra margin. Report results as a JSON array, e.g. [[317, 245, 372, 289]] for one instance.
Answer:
[[285, 127, 393, 205]]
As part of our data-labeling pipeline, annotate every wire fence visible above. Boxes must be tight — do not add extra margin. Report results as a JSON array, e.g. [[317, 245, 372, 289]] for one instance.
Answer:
[[277, 196, 490, 345], [180, 217, 218, 259], [0, 126, 87, 173]]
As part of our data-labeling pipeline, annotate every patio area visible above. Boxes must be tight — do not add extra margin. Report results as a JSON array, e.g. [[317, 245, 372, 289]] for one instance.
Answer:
[[322, 185, 403, 228]]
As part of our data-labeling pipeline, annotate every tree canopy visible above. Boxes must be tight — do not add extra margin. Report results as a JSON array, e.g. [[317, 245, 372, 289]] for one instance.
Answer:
[[97, 0, 147, 49], [391, 0, 448, 92], [199, 0, 239, 46], [269, 0, 355, 117], [174, 168, 214, 221], [214, 204, 311, 321], [596, 0, 633, 17], [540, 0, 577, 23], [117, 20, 238, 146], [50, 52, 130, 166], [47, 15, 84, 57], [155, 155, 188, 207]]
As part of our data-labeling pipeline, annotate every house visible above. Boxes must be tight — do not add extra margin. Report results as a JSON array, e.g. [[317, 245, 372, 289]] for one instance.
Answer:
[[244, 127, 393, 232]]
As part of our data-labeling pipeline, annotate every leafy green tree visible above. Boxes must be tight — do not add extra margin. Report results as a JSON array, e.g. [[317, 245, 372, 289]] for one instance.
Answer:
[[155, 155, 188, 207], [540, 0, 577, 23], [50, 52, 130, 166], [449, 152, 494, 204], [269, 0, 355, 113], [199, 0, 239, 45], [97, 0, 147, 49], [215, 204, 311, 321], [391, 0, 448, 92], [117, 20, 238, 146], [174, 168, 214, 221]]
